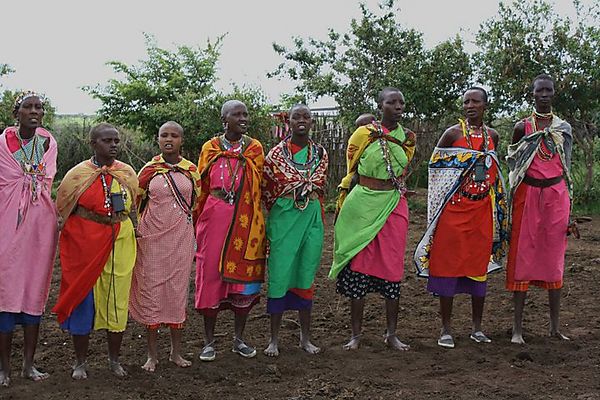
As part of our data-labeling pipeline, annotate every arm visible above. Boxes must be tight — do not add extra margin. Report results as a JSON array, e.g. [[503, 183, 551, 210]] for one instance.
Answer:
[[261, 148, 277, 211], [336, 127, 369, 214], [489, 128, 500, 150], [512, 121, 525, 144]]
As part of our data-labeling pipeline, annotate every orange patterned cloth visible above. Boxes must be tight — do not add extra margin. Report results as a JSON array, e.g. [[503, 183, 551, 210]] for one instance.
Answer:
[[196, 135, 266, 283]]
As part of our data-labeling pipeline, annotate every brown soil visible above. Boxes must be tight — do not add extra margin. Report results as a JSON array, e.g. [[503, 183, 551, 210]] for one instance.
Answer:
[[3, 209, 600, 400]]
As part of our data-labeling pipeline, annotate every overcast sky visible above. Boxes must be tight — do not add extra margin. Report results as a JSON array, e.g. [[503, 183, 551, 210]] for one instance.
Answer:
[[0, 0, 585, 114]]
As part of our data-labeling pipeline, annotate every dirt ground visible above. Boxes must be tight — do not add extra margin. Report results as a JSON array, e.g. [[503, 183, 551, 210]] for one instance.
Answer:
[[2, 206, 600, 400]]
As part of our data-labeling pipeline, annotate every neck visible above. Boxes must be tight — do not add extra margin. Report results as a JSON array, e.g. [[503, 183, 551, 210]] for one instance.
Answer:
[[535, 105, 552, 115], [162, 153, 180, 165], [290, 134, 309, 147], [18, 126, 36, 140], [224, 131, 242, 142], [534, 108, 553, 119], [94, 155, 114, 167], [381, 118, 398, 131], [466, 117, 483, 128]]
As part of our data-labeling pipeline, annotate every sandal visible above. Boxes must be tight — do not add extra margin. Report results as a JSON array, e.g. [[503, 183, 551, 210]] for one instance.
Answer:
[[470, 331, 492, 343], [437, 334, 455, 349], [199, 341, 216, 362], [232, 338, 256, 358]]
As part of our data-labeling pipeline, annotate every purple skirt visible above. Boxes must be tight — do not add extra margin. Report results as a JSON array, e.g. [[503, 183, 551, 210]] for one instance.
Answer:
[[267, 291, 312, 314], [427, 277, 487, 297]]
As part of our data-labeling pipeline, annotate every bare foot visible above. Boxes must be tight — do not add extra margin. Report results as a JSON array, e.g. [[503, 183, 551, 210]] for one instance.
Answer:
[[109, 360, 127, 377], [550, 331, 570, 341], [342, 335, 361, 351], [384, 334, 410, 351], [71, 362, 88, 380], [141, 357, 158, 372], [0, 370, 10, 387], [169, 354, 191, 368], [300, 340, 321, 355], [511, 332, 526, 345], [263, 340, 279, 357], [21, 366, 50, 382]]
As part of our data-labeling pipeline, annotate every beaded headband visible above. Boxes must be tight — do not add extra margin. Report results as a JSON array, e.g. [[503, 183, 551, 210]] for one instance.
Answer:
[[14, 90, 46, 111]]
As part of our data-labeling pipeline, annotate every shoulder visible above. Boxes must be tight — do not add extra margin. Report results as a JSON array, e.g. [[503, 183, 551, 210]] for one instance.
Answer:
[[201, 137, 220, 152], [347, 125, 372, 146], [440, 124, 462, 141], [115, 160, 136, 173], [512, 120, 526, 144], [265, 141, 283, 158], [352, 125, 372, 137], [488, 127, 499, 139], [179, 157, 198, 172], [313, 142, 327, 159], [514, 120, 525, 132], [403, 127, 416, 143], [438, 124, 461, 146], [63, 160, 92, 180], [246, 136, 264, 149], [36, 127, 55, 139]]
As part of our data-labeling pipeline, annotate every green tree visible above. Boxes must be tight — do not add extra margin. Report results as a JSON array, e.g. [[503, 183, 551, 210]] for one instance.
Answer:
[[0, 63, 13, 79], [271, 1, 472, 126], [475, 0, 599, 199], [270, 0, 474, 183], [84, 35, 274, 159]]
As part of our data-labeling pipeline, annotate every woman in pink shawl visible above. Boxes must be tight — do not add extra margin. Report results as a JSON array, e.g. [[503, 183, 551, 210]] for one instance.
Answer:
[[0, 92, 58, 387]]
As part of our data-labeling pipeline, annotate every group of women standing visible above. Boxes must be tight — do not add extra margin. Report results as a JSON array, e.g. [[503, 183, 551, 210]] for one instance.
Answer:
[[0, 73, 575, 387]]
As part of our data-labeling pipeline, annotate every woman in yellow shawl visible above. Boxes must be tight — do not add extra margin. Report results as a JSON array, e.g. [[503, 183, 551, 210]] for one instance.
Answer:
[[53, 123, 138, 379]]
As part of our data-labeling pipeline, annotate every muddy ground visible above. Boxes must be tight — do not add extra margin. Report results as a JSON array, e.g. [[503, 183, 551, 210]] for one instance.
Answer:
[[2, 206, 599, 400]]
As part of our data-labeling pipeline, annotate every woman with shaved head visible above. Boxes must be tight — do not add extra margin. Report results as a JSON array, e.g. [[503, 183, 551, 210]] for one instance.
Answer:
[[195, 100, 266, 361], [129, 121, 201, 372]]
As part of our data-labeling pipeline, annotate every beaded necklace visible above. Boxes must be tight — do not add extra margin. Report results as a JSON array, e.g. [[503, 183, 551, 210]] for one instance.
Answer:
[[16, 128, 47, 201], [281, 136, 320, 210], [219, 134, 244, 205], [531, 111, 555, 162], [163, 172, 194, 223], [92, 157, 128, 217], [372, 122, 406, 193], [460, 119, 489, 153], [452, 120, 492, 204]]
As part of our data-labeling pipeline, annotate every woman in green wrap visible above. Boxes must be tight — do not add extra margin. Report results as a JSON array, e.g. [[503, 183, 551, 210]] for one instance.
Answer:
[[331, 87, 416, 351], [262, 104, 328, 357]]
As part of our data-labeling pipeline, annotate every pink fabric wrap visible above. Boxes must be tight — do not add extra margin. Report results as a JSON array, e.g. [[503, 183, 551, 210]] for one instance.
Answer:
[[514, 120, 569, 282], [129, 171, 196, 325], [350, 196, 409, 282], [195, 157, 251, 309], [0, 127, 58, 315]]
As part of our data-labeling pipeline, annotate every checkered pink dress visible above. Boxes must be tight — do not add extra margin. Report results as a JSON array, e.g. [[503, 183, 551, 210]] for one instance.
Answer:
[[129, 171, 195, 326]]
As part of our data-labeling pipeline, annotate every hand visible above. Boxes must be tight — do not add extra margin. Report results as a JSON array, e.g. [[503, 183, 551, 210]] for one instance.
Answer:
[[566, 220, 580, 239]]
